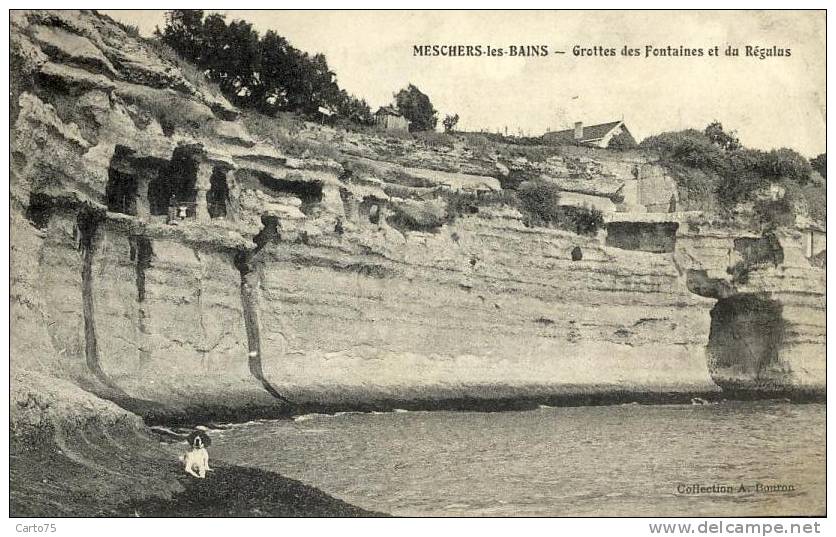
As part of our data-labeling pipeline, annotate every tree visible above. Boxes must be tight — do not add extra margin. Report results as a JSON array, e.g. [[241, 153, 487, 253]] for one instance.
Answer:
[[442, 113, 459, 133], [156, 10, 205, 63], [336, 91, 374, 125], [157, 10, 365, 122], [394, 84, 437, 132], [704, 121, 741, 151], [810, 153, 826, 179]]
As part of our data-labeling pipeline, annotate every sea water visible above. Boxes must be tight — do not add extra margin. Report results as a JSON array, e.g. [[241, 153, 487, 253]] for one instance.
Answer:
[[208, 402, 825, 517]]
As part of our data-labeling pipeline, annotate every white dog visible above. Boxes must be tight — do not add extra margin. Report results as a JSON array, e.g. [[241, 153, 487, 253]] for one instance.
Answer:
[[180, 431, 213, 478]]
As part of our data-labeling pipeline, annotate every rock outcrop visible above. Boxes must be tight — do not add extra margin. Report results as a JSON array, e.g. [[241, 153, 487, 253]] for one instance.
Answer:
[[10, 9, 825, 441]]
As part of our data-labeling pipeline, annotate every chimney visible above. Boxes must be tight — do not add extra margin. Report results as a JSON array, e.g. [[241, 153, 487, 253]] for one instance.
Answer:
[[574, 121, 584, 140]]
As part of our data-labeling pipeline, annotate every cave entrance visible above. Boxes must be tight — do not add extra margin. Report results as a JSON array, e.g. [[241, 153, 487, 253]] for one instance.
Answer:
[[106, 149, 139, 216], [360, 196, 385, 224], [148, 175, 171, 216], [707, 294, 784, 383], [107, 146, 170, 218], [153, 146, 200, 219], [257, 174, 323, 215], [605, 221, 678, 253], [207, 167, 230, 219]]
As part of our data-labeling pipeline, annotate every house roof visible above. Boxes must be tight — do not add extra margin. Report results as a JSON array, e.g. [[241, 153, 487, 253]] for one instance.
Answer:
[[542, 120, 625, 145], [375, 106, 403, 117]]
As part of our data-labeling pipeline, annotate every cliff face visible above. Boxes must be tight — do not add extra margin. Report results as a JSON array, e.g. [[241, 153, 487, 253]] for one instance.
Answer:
[[11, 10, 825, 429]]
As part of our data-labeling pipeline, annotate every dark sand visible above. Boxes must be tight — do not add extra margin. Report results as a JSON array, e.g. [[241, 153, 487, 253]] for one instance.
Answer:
[[11, 435, 385, 517], [123, 462, 386, 517]]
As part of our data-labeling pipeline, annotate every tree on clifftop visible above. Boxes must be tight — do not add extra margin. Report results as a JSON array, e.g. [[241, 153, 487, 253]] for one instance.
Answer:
[[442, 113, 460, 133], [394, 84, 438, 132], [156, 10, 367, 121]]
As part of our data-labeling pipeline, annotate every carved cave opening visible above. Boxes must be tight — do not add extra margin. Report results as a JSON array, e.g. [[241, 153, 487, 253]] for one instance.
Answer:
[[151, 146, 199, 217], [707, 294, 785, 384], [605, 221, 678, 253], [207, 167, 230, 218], [105, 146, 139, 216], [257, 174, 323, 215]]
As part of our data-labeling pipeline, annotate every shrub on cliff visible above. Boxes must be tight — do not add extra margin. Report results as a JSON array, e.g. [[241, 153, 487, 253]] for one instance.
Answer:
[[516, 179, 603, 235], [442, 189, 521, 224], [517, 179, 563, 225], [704, 121, 741, 151], [810, 153, 826, 179], [607, 129, 638, 150], [640, 129, 725, 171], [559, 205, 605, 235], [761, 148, 813, 184], [642, 125, 813, 227]]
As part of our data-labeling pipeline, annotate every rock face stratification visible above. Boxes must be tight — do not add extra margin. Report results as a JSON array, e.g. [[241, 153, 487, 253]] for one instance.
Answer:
[[11, 10, 825, 429]]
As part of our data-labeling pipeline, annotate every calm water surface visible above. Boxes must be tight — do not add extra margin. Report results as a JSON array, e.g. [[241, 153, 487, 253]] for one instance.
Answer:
[[208, 402, 825, 516]]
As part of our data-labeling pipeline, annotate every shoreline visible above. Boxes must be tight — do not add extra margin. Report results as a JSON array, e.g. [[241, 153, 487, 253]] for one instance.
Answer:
[[121, 462, 387, 518], [139, 389, 826, 428], [10, 435, 385, 518]]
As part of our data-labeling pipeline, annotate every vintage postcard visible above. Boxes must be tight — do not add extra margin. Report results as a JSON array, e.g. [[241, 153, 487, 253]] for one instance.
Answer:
[[8, 7, 826, 523]]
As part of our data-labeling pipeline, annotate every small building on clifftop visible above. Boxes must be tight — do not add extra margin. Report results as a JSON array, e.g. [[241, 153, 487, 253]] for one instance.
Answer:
[[543, 120, 636, 149], [374, 106, 410, 132]]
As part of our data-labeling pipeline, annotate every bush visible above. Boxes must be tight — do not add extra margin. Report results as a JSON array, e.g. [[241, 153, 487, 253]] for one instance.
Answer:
[[517, 179, 563, 225], [559, 205, 605, 235], [118, 22, 141, 38], [640, 129, 724, 171], [646, 127, 812, 224], [442, 191, 480, 220], [516, 179, 603, 234], [704, 121, 740, 151], [664, 162, 721, 213], [607, 130, 638, 150], [753, 192, 796, 229], [441, 189, 521, 224], [761, 148, 812, 184], [797, 181, 826, 225], [810, 153, 826, 179]]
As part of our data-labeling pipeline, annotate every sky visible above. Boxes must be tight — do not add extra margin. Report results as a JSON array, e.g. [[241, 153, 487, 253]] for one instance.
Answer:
[[103, 10, 825, 157]]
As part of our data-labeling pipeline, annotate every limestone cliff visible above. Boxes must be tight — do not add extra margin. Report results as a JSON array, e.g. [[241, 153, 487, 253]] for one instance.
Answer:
[[10, 10, 825, 435]]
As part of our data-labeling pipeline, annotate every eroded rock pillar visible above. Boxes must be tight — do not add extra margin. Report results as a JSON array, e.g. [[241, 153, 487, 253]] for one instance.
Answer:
[[195, 161, 212, 223], [135, 169, 152, 219]]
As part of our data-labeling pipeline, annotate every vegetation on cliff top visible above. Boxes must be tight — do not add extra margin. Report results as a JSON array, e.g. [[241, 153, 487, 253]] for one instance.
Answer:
[[394, 84, 438, 132], [440, 183, 604, 236], [155, 10, 374, 124], [640, 122, 825, 226], [117, 11, 825, 231]]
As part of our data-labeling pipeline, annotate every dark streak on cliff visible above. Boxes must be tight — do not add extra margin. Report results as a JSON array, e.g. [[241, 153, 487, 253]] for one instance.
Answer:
[[235, 216, 295, 409], [77, 208, 123, 393]]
